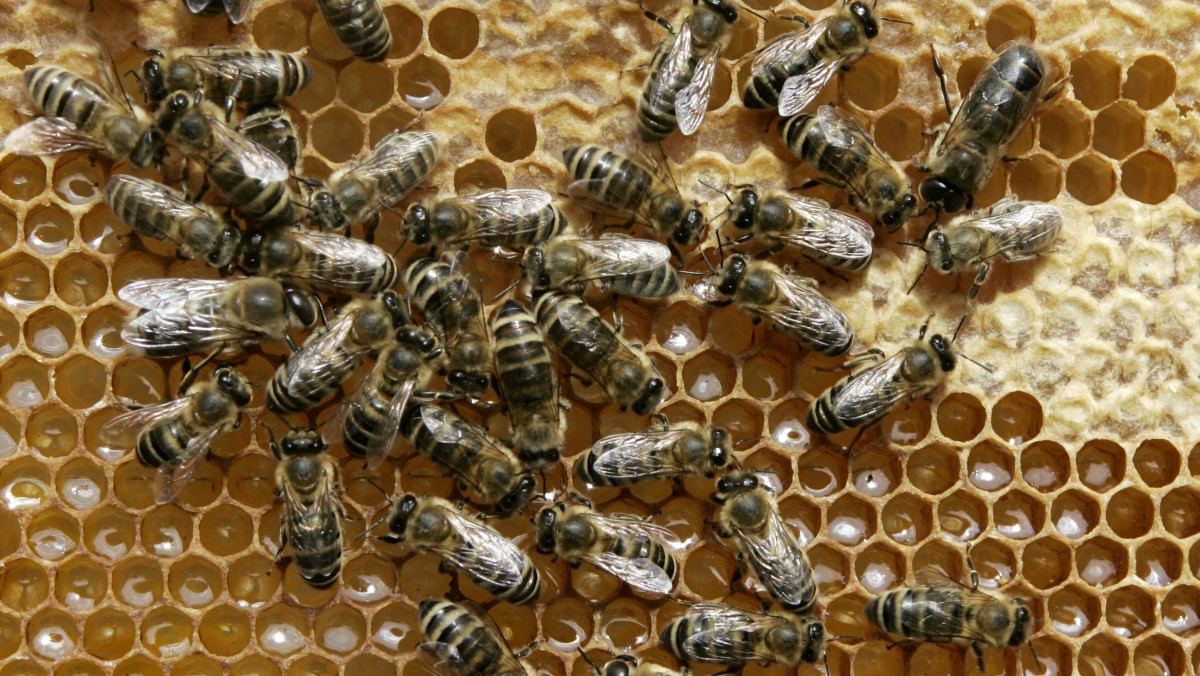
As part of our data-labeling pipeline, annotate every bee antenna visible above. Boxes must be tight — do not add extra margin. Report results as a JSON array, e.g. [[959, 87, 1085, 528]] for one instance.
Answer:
[[576, 648, 603, 675], [880, 16, 914, 25], [906, 264, 927, 294], [917, 312, 934, 340], [955, 351, 994, 374], [895, 241, 928, 251], [1026, 641, 1044, 674], [697, 245, 717, 274], [697, 179, 733, 203], [360, 477, 393, 503], [738, 3, 770, 23], [733, 435, 763, 449]]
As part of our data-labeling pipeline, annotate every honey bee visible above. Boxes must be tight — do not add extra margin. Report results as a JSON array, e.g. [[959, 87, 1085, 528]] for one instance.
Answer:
[[237, 104, 301, 172], [710, 470, 817, 613], [316, 0, 393, 63], [563, 145, 706, 253], [921, 42, 1064, 215], [338, 323, 443, 467], [577, 651, 683, 676], [100, 365, 251, 504], [183, 0, 251, 24], [309, 129, 439, 241], [137, 46, 311, 119], [534, 501, 679, 595], [807, 319, 955, 446], [406, 255, 493, 396], [119, 277, 318, 358], [237, 226, 399, 296], [918, 199, 1063, 301], [780, 105, 918, 230], [866, 548, 1035, 672], [401, 189, 566, 249], [380, 494, 542, 604], [743, 1, 886, 115], [492, 300, 563, 471], [402, 404, 537, 515], [534, 290, 666, 415], [104, 175, 241, 268], [637, 0, 738, 141], [724, 186, 874, 271], [524, 235, 681, 299], [267, 291, 407, 414], [694, 253, 854, 356], [271, 429, 346, 588], [418, 599, 534, 676], [660, 603, 826, 667], [154, 91, 298, 227], [6, 65, 163, 168], [574, 420, 730, 487]]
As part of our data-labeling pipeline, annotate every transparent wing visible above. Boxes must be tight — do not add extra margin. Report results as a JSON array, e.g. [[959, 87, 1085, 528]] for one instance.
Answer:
[[421, 407, 514, 470], [348, 130, 439, 205], [341, 371, 415, 470], [827, 350, 925, 423], [223, 0, 251, 24], [964, 203, 1063, 259], [778, 57, 844, 116], [815, 105, 900, 201], [583, 552, 673, 594], [180, 48, 281, 85], [782, 194, 874, 240], [589, 511, 683, 549], [589, 428, 695, 481], [280, 463, 337, 523], [646, 24, 696, 129], [276, 312, 369, 401], [448, 189, 556, 242], [282, 230, 394, 288], [688, 275, 724, 303], [676, 49, 720, 135], [753, 271, 852, 349], [106, 176, 213, 245], [99, 398, 194, 447], [207, 115, 288, 182], [735, 508, 812, 609], [119, 279, 278, 352], [679, 604, 789, 662], [185, 0, 211, 11], [773, 195, 874, 259], [748, 19, 841, 115], [540, 294, 607, 354], [153, 427, 218, 504], [898, 578, 998, 642], [417, 642, 465, 676], [3, 117, 106, 156], [440, 509, 528, 589], [116, 277, 233, 311], [564, 237, 673, 283]]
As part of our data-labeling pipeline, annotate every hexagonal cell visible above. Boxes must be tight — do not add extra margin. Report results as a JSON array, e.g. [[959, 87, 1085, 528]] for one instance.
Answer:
[[398, 56, 452, 112], [0, 308, 15, 359], [597, 598, 651, 652], [1134, 635, 1186, 676], [1136, 538, 1182, 587], [711, 398, 763, 443], [826, 494, 876, 546], [1066, 153, 1117, 205], [54, 253, 108, 307], [1050, 489, 1100, 539], [25, 507, 79, 562], [873, 107, 925, 164], [291, 59, 337, 113], [881, 398, 931, 446], [384, 5, 424, 59], [314, 604, 367, 655], [766, 398, 810, 452], [881, 493, 932, 546], [112, 556, 165, 608], [1093, 101, 1145, 160], [1021, 537, 1071, 590], [652, 301, 706, 356], [251, 2, 307, 50], [55, 555, 106, 612], [777, 495, 820, 547], [851, 447, 900, 497], [198, 504, 252, 557], [112, 357, 167, 407], [0, 155, 47, 200], [993, 489, 1044, 540], [256, 604, 310, 657], [28, 607, 78, 661], [1, 253, 50, 307], [25, 307, 75, 359], [168, 556, 222, 608], [708, 303, 758, 356], [1124, 54, 1175, 109], [81, 503, 135, 560], [1107, 487, 1154, 539], [1076, 536, 1128, 587], [985, 4, 1034, 48], [855, 542, 905, 595], [935, 392, 985, 442], [682, 543, 735, 598], [311, 107, 365, 164], [989, 391, 1042, 445], [0, 558, 51, 611], [1076, 439, 1125, 492], [454, 159, 507, 192], [25, 203, 73, 255], [1106, 585, 1156, 639], [795, 444, 845, 497], [172, 656, 220, 676], [339, 61, 395, 113], [907, 443, 960, 495], [1009, 153, 1061, 201], [82, 607, 134, 659], [844, 53, 899, 111], [1049, 584, 1099, 638], [226, 555, 278, 608], [429, 7, 480, 59], [1162, 486, 1200, 538], [1, 356, 50, 409], [1162, 585, 1200, 637], [967, 441, 1014, 491], [52, 157, 104, 205], [1131, 438, 1180, 487], [24, 403, 77, 460], [0, 205, 15, 254], [1038, 102, 1091, 159], [542, 597, 592, 651], [1122, 150, 1175, 205], [936, 489, 987, 541], [55, 457, 106, 511], [1071, 51, 1121, 109]]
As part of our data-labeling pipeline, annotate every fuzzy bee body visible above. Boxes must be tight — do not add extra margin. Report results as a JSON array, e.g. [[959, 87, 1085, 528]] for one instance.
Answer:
[[575, 421, 730, 487], [661, 603, 826, 667], [524, 236, 680, 299], [316, 0, 393, 62], [492, 300, 563, 470], [104, 175, 241, 268], [238, 226, 399, 296], [405, 256, 493, 395], [418, 599, 532, 676], [402, 189, 566, 249], [273, 430, 345, 588]]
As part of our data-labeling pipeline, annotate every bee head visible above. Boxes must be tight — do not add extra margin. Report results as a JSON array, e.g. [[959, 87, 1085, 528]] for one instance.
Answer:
[[928, 334, 957, 372], [282, 429, 326, 457], [729, 187, 758, 230], [523, 246, 550, 289], [848, 1, 879, 39], [379, 290, 410, 328], [498, 474, 537, 514], [708, 427, 731, 472], [674, 206, 707, 248], [697, 0, 738, 23], [208, 221, 242, 269], [309, 190, 344, 232], [924, 226, 955, 274], [1010, 601, 1034, 645], [880, 193, 918, 231], [801, 618, 826, 663], [396, 325, 441, 358], [214, 366, 253, 407], [712, 470, 757, 502], [534, 505, 559, 553], [632, 377, 665, 415], [383, 494, 420, 542], [284, 286, 320, 329], [919, 177, 968, 215], [401, 204, 430, 245], [237, 229, 266, 273], [130, 126, 165, 169], [448, 369, 490, 395], [154, 91, 192, 134], [603, 659, 633, 676], [717, 253, 748, 295], [140, 54, 168, 103]]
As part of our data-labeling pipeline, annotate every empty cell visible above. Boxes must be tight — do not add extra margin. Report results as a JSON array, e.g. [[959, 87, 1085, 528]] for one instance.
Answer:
[[850, 447, 900, 497], [1009, 154, 1061, 201], [1162, 487, 1200, 537], [1133, 635, 1186, 676], [1071, 51, 1121, 109], [795, 444, 845, 497], [1038, 102, 1090, 159], [54, 253, 108, 307], [1106, 585, 1156, 638], [291, 60, 337, 113], [1124, 54, 1175, 109], [873, 107, 926, 163], [168, 557, 222, 609], [0, 559, 50, 612], [227, 555, 279, 607], [1, 253, 50, 306], [991, 391, 1043, 444], [682, 350, 735, 402], [797, 351, 847, 398], [1048, 585, 1099, 638], [369, 106, 418, 148], [315, 604, 367, 655], [198, 504, 252, 557], [852, 642, 906, 674], [708, 304, 757, 356], [1093, 101, 1144, 160], [82, 608, 134, 659], [993, 490, 1044, 539], [0, 155, 47, 200], [1076, 536, 1128, 587], [712, 398, 763, 443], [397, 56, 451, 111], [1132, 438, 1180, 487], [936, 392, 985, 442], [825, 592, 872, 637], [339, 60, 395, 113], [1066, 154, 1116, 205], [1121, 150, 1175, 205], [385, 5, 424, 59], [251, 2, 307, 50], [826, 494, 875, 545], [968, 441, 1014, 491], [454, 159, 507, 192], [1106, 487, 1154, 538], [598, 598, 650, 651], [881, 493, 932, 545], [955, 56, 987, 101], [198, 604, 251, 656], [907, 443, 960, 495], [985, 4, 1035, 48], [486, 108, 538, 163], [225, 454, 276, 508], [311, 108, 365, 164], [1021, 537, 1070, 590], [855, 542, 905, 594], [429, 8, 480, 59], [682, 543, 735, 597], [1076, 439, 1125, 492], [1050, 489, 1099, 539], [308, 9, 352, 60], [1136, 538, 1182, 587], [25, 203, 73, 255]]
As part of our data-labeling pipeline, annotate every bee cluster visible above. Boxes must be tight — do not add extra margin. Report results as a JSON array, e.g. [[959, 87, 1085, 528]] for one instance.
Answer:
[[0, 0, 1187, 674]]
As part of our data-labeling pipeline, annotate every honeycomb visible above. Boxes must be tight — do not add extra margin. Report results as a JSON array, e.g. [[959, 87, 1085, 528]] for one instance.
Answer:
[[0, 0, 1198, 673]]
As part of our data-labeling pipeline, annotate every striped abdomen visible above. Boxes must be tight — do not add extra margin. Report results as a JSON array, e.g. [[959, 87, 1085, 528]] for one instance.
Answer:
[[205, 142, 297, 226], [806, 378, 855, 435], [780, 114, 866, 192], [563, 145, 656, 215], [317, 0, 392, 62], [267, 343, 361, 413], [465, 546, 542, 604], [197, 50, 311, 105], [136, 416, 194, 469], [637, 39, 699, 141], [280, 458, 343, 588], [104, 176, 178, 241], [343, 345, 419, 459], [478, 203, 566, 247], [493, 301, 560, 464], [743, 38, 831, 109], [661, 613, 747, 663], [867, 587, 963, 643], [598, 264, 680, 298], [610, 535, 678, 582], [402, 406, 517, 505], [534, 291, 618, 377], [24, 66, 121, 132], [405, 258, 468, 333], [419, 600, 524, 676]]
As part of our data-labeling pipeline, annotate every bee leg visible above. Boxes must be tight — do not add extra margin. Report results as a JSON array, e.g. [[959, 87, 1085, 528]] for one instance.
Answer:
[[842, 426, 868, 456], [224, 80, 243, 124], [767, 9, 809, 27], [363, 211, 382, 245], [965, 543, 981, 590], [928, 44, 954, 117], [178, 349, 219, 394], [886, 639, 918, 651], [636, 1, 675, 33], [971, 642, 986, 674]]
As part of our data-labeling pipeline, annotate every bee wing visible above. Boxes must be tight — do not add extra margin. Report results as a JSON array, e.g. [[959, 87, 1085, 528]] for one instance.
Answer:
[[119, 279, 277, 352], [99, 397, 195, 447], [815, 106, 898, 200], [964, 203, 1064, 258], [116, 278, 232, 310], [280, 230, 394, 289], [448, 189, 556, 242], [179, 49, 278, 84], [206, 115, 289, 182], [2, 117, 106, 156], [184, 0, 213, 12], [754, 271, 851, 349], [734, 508, 812, 609], [106, 177, 214, 246], [749, 19, 842, 116], [361, 374, 416, 470], [153, 426, 219, 504], [439, 510, 528, 589], [349, 130, 439, 206], [676, 48, 721, 136], [826, 350, 921, 423], [688, 274, 724, 303], [589, 512, 683, 549], [276, 312, 368, 400], [772, 195, 874, 260], [679, 604, 792, 662], [647, 23, 697, 125], [899, 577, 1000, 642], [589, 428, 696, 481], [323, 355, 411, 469], [583, 551, 673, 594], [222, 0, 251, 24], [782, 194, 875, 240], [566, 237, 673, 283], [417, 642, 468, 676]]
